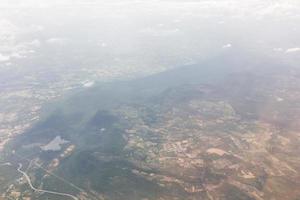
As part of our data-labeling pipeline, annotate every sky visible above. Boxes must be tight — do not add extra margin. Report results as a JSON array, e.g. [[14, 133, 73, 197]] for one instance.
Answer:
[[0, 0, 299, 80]]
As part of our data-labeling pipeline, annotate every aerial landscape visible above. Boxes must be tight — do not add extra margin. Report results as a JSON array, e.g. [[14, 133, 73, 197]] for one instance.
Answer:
[[0, 0, 300, 200]]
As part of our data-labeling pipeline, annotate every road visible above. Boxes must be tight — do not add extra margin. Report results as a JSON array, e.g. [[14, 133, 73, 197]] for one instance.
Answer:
[[0, 162, 11, 166], [17, 163, 79, 200]]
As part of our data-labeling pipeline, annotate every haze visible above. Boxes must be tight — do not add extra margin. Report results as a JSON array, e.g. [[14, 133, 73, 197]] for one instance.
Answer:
[[1, 1, 300, 200], [1, 0, 300, 82]]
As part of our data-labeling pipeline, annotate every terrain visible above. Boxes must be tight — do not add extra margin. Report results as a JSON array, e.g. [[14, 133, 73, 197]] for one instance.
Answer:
[[1, 52, 300, 200]]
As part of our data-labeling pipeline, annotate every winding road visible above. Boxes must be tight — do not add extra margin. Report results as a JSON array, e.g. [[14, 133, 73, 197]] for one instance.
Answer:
[[17, 163, 79, 200]]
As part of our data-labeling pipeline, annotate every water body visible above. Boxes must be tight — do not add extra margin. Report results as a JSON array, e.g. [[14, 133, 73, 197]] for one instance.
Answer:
[[41, 136, 69, 151]]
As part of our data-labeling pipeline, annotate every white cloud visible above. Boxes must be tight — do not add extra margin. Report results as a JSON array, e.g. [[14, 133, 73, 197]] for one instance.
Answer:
[[0, 53, 10, 62], [0, 54, 11, 63], [0, 19, 44, 62], [100, 42, 107, 47], [1, 0, 300, 20], [29, 25, 44, 32], [273, 48, 283, 52], [82, 81, 95, 88], [10, 52, 26, 59], [285, 47, 300, 53], [28, 39, 41, 48], [46, 38, 68, 45], [139, 27, 180, 37], [222, 44, 232, 49], [0, 19, 18, 47]]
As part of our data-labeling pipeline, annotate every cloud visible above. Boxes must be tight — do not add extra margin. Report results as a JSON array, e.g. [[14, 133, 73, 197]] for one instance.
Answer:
[[139, 27, 180, 37], [0, 19, 18, 46], [0, 53, 10, 62], [285, 47, 300, 53], [1, 0, 300, 20], [28, 39, 41, 48], [46, 38, 68, 45], [82, 81, 95, 88], [222, 44, 232, 49], [98, 42, 107, 47], [273, 48, 283, 52]]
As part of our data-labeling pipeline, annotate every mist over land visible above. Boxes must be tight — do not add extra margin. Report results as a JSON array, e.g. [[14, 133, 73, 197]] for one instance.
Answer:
[[1, 1, 300, 200]]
